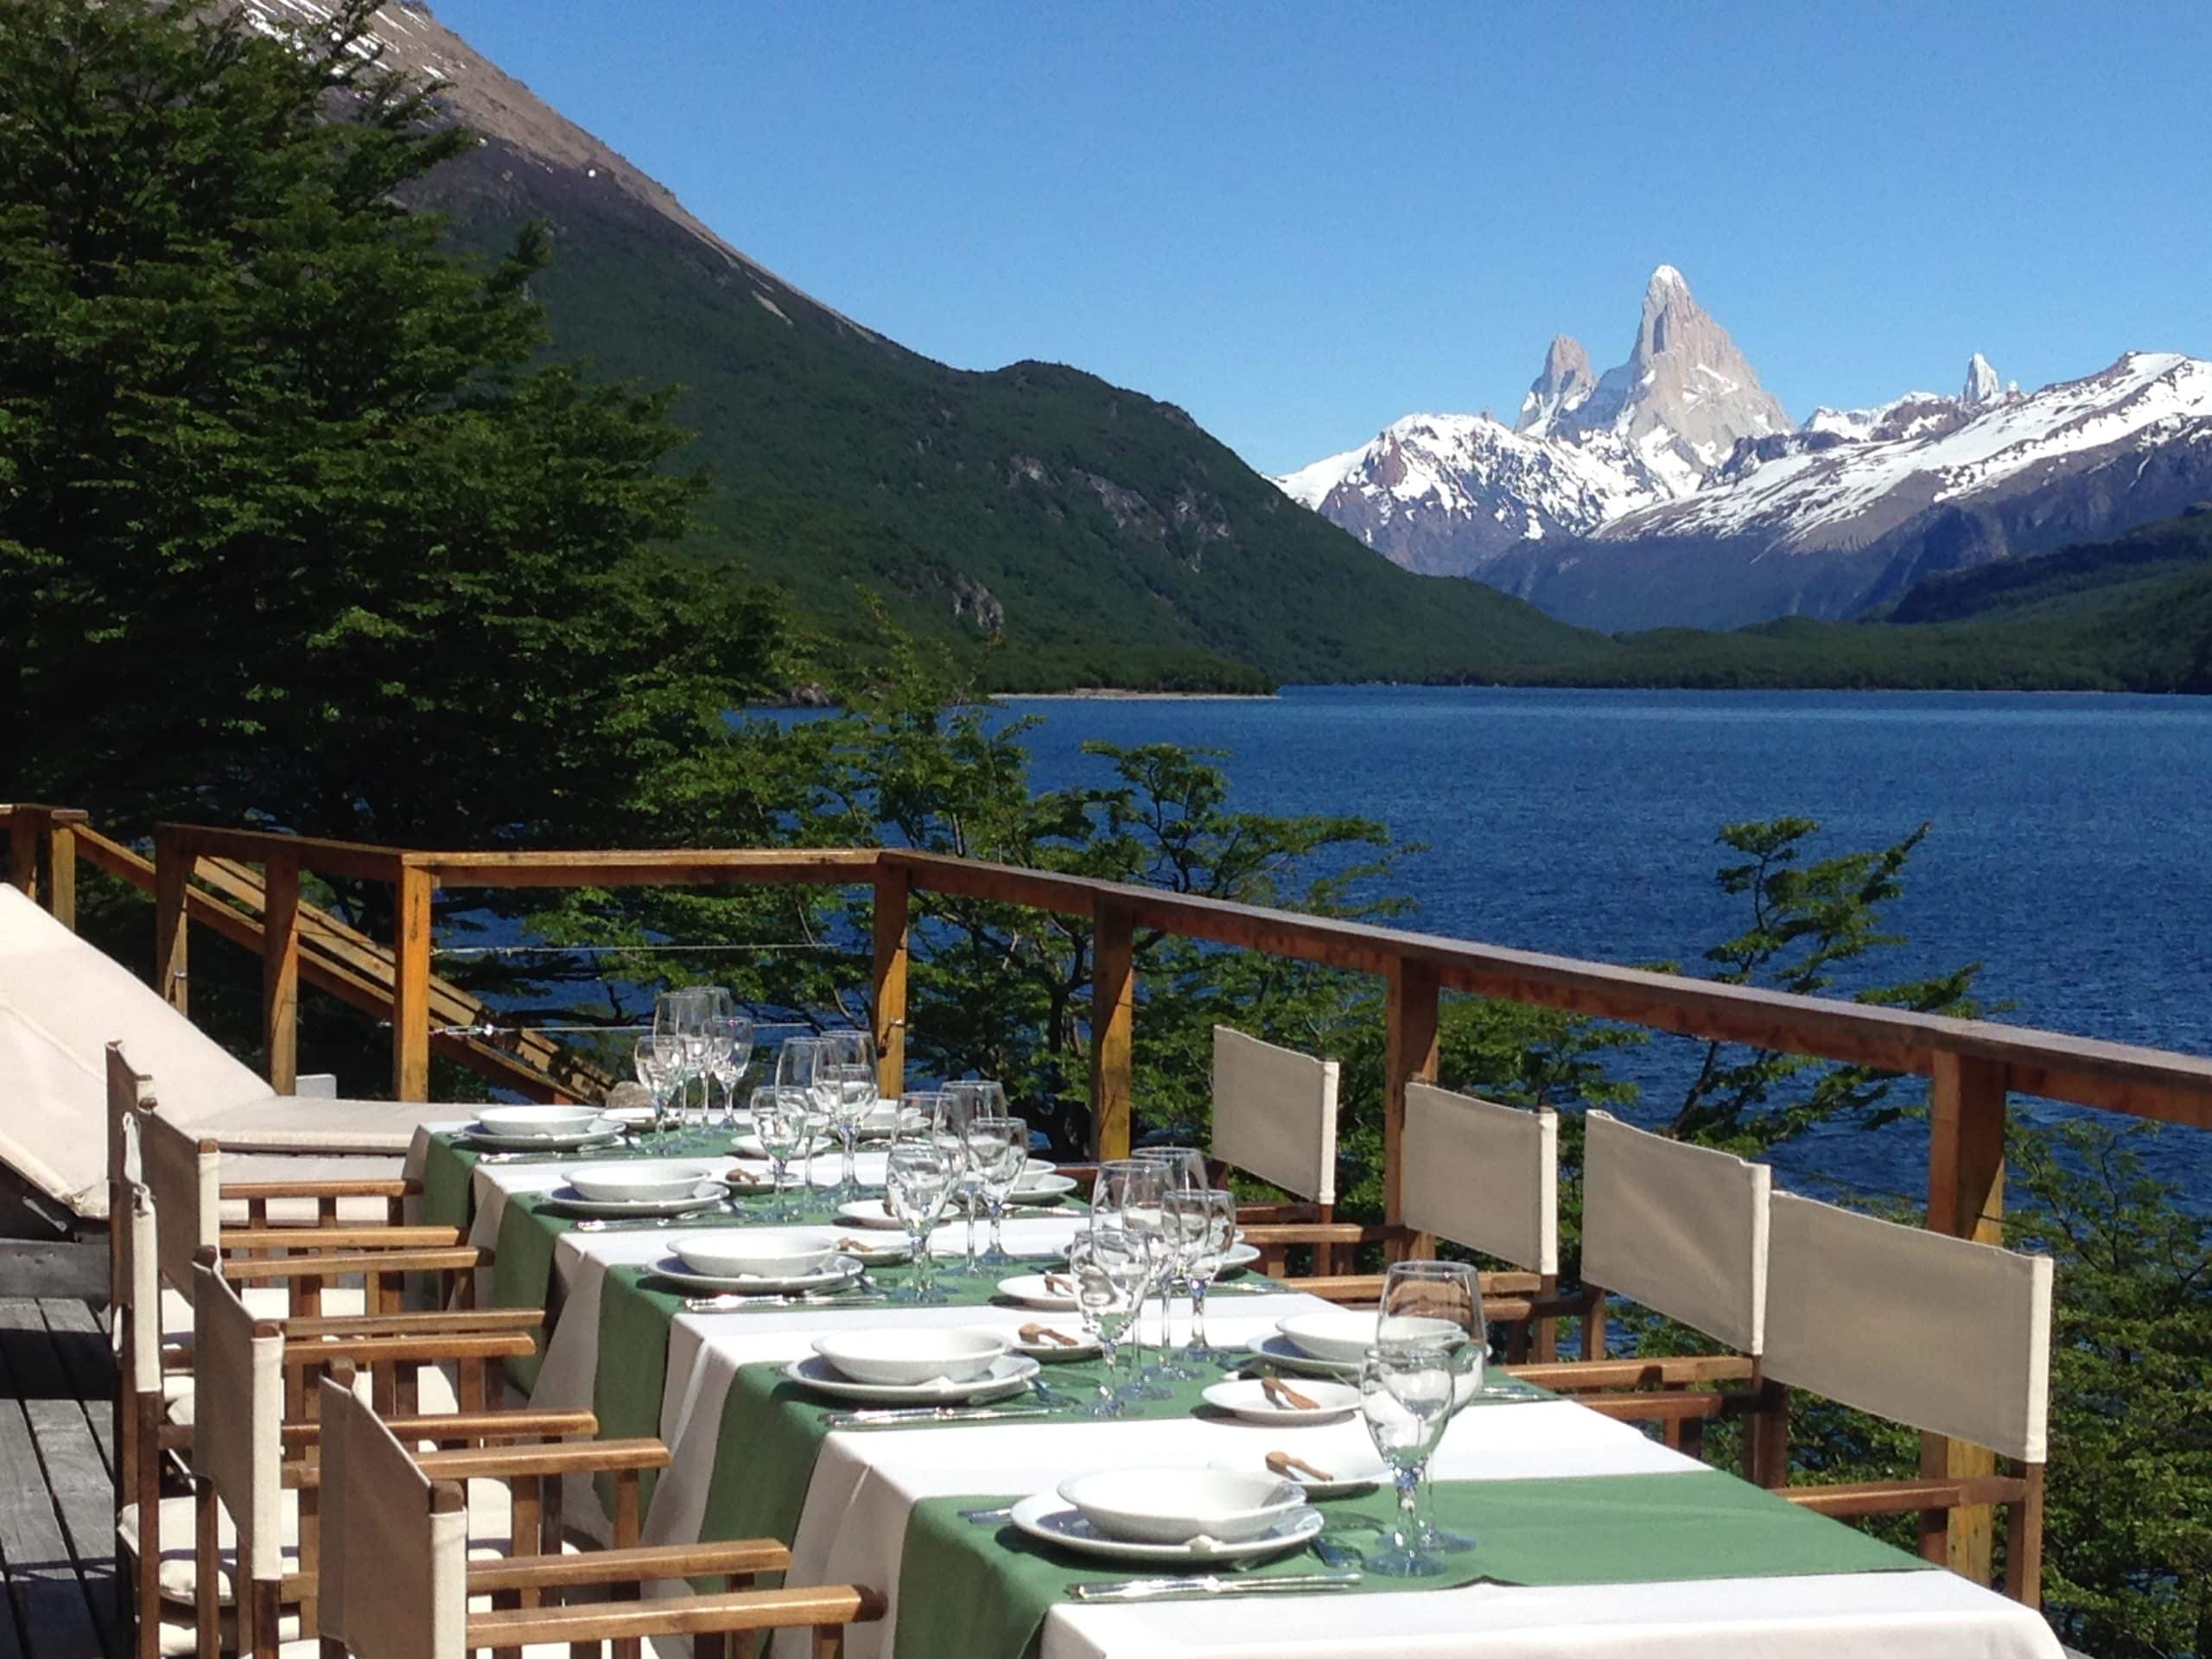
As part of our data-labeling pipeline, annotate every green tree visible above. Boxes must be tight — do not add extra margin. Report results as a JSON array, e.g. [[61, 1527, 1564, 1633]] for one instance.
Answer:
[[0, 0, 787, 849]]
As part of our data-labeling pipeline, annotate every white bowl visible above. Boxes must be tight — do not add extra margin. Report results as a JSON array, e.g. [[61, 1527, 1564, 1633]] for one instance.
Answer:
[[1276, 1309, 1381, 1366], [477, 1104, 606, 1138], [812, 1327, 1008, 1387], [673, 1230, 839, 1280], [563, 1162, 711, 1204], [1014, 1160, 1062, 1192], [1056, 1466, 1303, 1545]]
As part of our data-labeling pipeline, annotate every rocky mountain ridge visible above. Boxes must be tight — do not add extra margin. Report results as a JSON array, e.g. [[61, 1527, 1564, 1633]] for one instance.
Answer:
[[1280, 268, 2212, 629]]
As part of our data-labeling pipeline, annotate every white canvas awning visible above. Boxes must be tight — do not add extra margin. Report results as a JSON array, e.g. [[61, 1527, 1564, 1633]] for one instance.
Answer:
[[0, 885, 436, 1220]]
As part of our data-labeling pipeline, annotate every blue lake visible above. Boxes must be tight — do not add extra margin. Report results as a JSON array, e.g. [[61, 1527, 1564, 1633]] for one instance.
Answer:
[[991, 686, 2212, 1206]]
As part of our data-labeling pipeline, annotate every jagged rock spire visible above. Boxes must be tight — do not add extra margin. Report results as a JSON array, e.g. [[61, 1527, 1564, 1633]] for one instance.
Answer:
[[1516, 335, 1598, 435], [1963, 353, 2001, 405]]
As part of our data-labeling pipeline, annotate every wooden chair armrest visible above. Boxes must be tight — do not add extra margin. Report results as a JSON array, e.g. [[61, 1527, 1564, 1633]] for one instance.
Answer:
[[1280, 1276, 1541, 1318], [279, 1330, 534, 1369], [222, 1246, 480, 1280], [1237, 1223, 1388, 1247], [1574, 1392, 1732, 1425], [1232, 1203, 1325, 1224], [416, 1437, 671, 1480], [219, 1179, 417, 1201], [467, 1540, 791, 1592], [221, 1224, 462, 1251], [1507, 1354, 1757, 1392], [279, 1307, 542, 1339], [467, 1585, 885, 1649], [1782, 1475, 2027, 1518], [283, 1409, 598, 1450]]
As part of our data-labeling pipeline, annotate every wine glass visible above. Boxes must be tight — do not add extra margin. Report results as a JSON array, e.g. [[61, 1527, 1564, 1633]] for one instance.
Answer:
[[1130, 1147, 1205, 1376], [1378, 1259, 1485, 1552], [1092, 1160, 1172, 1400], [1067, 1224, 1147, 1417], [970, 1116, 1029, 1267], [884, 1127, 957, 1304], [702, 988, 753, 1135], [751, 1084, 813, 1219], [632, 1035, 677, 1149], [935, 1085, 989, 1276], [775, 1037, 826, 1192], [1164, 1187, 1236, 1360], [653, 988, 708, 1147], [817, 1030, 876, 1198], [1360, 1343, 1455, 1577]]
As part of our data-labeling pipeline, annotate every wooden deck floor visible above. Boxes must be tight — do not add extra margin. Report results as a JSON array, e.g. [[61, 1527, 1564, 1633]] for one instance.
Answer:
[[0, 1300, 118, 1659]]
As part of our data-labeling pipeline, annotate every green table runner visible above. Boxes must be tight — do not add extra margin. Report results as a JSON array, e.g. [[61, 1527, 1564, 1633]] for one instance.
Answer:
[[897, 1469, 1935, 1659], [420, 1135, 482, 1231]]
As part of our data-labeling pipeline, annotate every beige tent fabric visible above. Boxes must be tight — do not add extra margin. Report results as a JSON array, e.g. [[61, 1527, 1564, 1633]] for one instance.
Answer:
[[192, 1265, 286, 1584], [1, 887, 433, 1219], [318, 1378, 468, 1659], [1765, 1192, 2052, 1463], [140, 1109, 218, 1304], [0, 885, 267, 1215], [1401, 1083, 1558, 1274], [1210, 1026, 1339, 1205], [1580, 1110, 1770, 1356]]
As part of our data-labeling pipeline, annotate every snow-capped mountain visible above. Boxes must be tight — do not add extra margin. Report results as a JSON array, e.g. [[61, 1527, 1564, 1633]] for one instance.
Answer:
[[1280, 269, 2212, 630], [1279, 266, 1790, 577]]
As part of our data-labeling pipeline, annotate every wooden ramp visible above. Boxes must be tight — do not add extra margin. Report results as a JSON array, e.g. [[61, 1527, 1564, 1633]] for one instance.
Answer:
[[67, 824, 610, 1104]]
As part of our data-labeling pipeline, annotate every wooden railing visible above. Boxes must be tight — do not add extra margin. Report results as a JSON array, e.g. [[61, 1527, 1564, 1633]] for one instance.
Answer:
[[15, 808, 2212, 1583]]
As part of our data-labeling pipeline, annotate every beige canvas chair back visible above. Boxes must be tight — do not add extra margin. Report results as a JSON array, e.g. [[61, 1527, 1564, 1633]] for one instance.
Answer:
[[108, 1046, 156, 1343], [1401, 1083, 1557, 1274], [318, 1377, 467, 1659], [1211, 1026, 1339, 1205], [1764, 1192, 2051, 1463], [140, 1108, 218, 1306], [191, 1262, 285, 1586], [1580, 1110, 1770, 1355]]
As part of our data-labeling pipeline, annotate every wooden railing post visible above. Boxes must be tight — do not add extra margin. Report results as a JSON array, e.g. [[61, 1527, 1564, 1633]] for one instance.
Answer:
[[1090, 899, 1135, 1160], [1923, 1049, 2008, 1583], [391, 862, 434, 1103], [871, 864, 910, 1099], [48, 820, 77, 930], [262, 852, 301, 1094], [154, 829, 190, 1015], [1384, 957, 1442, 1261]]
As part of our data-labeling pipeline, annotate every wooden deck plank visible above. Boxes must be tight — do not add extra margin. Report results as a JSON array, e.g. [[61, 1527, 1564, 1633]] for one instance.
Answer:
[[35, 1304, 114, 1480], [0, 1301, 107, 1659]]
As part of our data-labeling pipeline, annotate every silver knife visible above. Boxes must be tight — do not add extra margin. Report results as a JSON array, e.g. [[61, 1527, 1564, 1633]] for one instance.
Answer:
[[823, 1403, 1052, 1428], [1069, 1570, 1362, 1602], [683, 1292, 890, 1313]]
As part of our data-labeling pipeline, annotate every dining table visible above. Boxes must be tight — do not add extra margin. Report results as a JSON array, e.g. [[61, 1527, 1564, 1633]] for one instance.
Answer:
[[407, 1121, 2064, 1659]]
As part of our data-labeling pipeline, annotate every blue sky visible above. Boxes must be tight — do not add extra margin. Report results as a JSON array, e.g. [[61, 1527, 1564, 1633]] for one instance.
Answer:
[[431, 0, 2210, 476]]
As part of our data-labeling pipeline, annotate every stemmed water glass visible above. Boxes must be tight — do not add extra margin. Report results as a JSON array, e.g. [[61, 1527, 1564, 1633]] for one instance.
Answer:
[[751, 1084, 814, 1219], [1093, 1160, 1172, 1400], [1359, 1343, 1455, 1577], [653, 989, 709, 1147], [632, 1035, 678, 1149], [817, 1030, 877, 1198], [969, 1116, 1029, 1267], [776, 1037, 827, 1190], [932, 1085, 990, 1276], [884, 1126, 957, 1304], [1129, 1147, 1205, 1377], [702, 988, 753, 1135], [1067, 1224, 1147, 1417], [1164, 1187, 1236, 1361], [1378, 1259, 1485, 1553]]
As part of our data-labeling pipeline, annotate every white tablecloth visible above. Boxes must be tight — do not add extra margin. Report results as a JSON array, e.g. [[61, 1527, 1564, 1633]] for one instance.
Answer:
[[435, 1141, 2063, 1659]]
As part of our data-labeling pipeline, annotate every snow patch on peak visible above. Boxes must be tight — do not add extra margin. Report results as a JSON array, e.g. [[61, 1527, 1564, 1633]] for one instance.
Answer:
[[1649, 264, 1688, 293]]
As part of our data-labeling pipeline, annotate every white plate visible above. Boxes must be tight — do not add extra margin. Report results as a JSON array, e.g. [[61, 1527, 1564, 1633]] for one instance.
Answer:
[[732, 1132, 767, 1158], [827, 1236, 912, 1266], [536, 1180, 728, 1219], [646, 1254, 864, 1295], [1212, 1243, 1263, 1277], [1221, 1453, 1387, 1499], [995, 1272, 1081, 1310], [835, 1198, 908, 1230], [598, 1104, 658, 1126], [1008, 1323, 1099, 1362], [1242, 1333, 1360, 1381], [781, 1351, 1039, 1404], [1004, 1173, 1078, 1206], [1007, 1494, 1323, 1563], [1199, 1376, 1361, 1424], [461, 1126, 626, 1153]]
